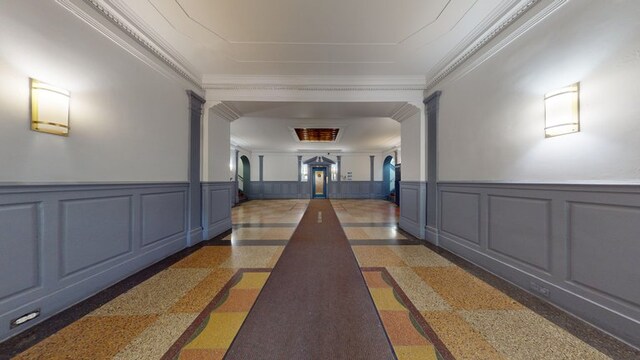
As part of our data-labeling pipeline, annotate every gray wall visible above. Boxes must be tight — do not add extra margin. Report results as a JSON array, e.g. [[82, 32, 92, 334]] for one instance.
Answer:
[[202, 182, 233, 239], [398, 181, 426, 239], [0, 183, 189, 342], [436, 182, 640, 347], [246, 181, 386, 200]]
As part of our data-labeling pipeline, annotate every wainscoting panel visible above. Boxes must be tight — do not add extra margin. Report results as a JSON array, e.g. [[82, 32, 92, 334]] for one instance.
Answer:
[[399, 181, 426, 239], [202, 182, 232, 241], [60, 196, 133, 277], [0, 183, 189, 342], [141, 191, 186, 247], [246, 181, 384, 199], [440, 191, 480, 245], [488, 195, 551, 271], [0, 202, 40, 301], [437, 182, 640, 347], [263, 181, 299, 199], [568, 202, 640, 308]]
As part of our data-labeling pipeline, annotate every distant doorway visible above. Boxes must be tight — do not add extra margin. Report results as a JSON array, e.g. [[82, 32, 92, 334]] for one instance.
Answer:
[[312, 167, 327, 198], [239, 155, 250, 198], [382, 155, 395, 201]]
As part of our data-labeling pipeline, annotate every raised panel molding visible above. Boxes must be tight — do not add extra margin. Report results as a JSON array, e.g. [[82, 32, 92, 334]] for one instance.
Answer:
[[202, 182, 233, 241], [0, 183, 189, 342], [399, 181, 426, 239], [0, 203, 41, 301], [436, 182, 640, 347], [488, 195, 551, 271], [440, 191, 480, 245], [568, 202, 640, 308], [141, 191, 186, 246], [60, 196, 133, 277], [247, 181, 384, 199], [209, 189, 231, 224], [400, 187, 419, 222]]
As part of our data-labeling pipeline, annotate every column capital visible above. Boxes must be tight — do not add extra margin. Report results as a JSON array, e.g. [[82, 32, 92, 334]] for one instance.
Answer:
[[187, 90, 206, 109], [423, 91, 442, 105]]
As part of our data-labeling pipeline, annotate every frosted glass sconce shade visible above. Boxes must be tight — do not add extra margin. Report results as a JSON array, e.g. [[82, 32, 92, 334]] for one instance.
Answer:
[[30, 79, 70, 136], [544, 83, 579, 137]]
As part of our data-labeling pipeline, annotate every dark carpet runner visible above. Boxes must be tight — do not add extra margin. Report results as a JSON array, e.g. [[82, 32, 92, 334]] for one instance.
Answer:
[[224, 199, 395, 359]]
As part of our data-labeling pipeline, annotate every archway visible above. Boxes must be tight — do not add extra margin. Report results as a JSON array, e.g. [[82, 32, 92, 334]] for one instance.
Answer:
[[239, 155, 250, 197], [382, 155, 395, 201]]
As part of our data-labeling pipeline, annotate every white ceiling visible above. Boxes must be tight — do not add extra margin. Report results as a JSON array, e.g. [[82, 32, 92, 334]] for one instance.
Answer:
[[98, 0, 533, 152], [228, 102, 403, 152], [108, 0, 525, 77]]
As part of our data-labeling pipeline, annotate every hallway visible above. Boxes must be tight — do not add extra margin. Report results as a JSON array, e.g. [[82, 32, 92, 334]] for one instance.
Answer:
[[4, 200, 637, 359]]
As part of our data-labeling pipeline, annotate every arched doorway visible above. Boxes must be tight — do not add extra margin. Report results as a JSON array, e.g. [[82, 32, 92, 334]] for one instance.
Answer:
[[239, 155, 250, 199], [382, 155, 395, 201]]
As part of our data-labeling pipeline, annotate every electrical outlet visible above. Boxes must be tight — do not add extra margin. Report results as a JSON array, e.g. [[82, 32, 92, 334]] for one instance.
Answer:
[[539, 286, 550, 298], [530, 281, 550, 298], [10, 309, 40, 329]]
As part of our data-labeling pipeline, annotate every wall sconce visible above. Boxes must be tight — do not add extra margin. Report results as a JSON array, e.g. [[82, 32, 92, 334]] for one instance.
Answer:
[[30, 79, 70, 136], [544, 83, 579, 138]]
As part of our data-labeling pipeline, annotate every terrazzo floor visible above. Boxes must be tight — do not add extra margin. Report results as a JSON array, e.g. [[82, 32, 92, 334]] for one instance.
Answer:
[[5, 199, 639, 359]]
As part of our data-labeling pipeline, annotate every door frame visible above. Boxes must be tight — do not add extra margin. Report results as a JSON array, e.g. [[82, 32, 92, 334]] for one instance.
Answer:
[[311, 166, 328, 198]]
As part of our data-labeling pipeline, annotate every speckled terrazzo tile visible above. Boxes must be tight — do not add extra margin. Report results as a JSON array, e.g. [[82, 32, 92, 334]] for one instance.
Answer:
[[91, 268, 211, 316], [232, 227, 267, 240], [413, 267, 522, 310], [363, 227, 406, 239], [169, 268, 237, 313], [344, 227, 370, 239], [112, 313, 197, 360], [351, 246, 407, 267], [386, 267, 451, 312], [421, 311, 505, 360], [460, 310, 611, 360], [14, 315, 157, 360], [261, 227, 295, 240], [171, 247, 232, 268], [218, 246, 282, 268], [389, 245, 453, 267], [267, 246, 285, 267]]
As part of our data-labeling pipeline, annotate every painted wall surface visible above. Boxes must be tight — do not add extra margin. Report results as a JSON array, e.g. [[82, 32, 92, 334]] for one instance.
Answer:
[[400, 112, 422, 181], [204, 113, 231, 181], [340, 154, 375, 181], [0, 1, 191, 183], [261, 154, 299, 181], [437, 0, 640, 182]]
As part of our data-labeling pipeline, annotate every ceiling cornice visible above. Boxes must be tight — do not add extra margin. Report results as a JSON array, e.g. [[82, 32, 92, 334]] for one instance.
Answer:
[[202, 75, 427, 91], [210, 102, 241, 121], [77, 0, 202, 90], [66, 0, 558, 93], [426, 0, 546, 91], [390, 103, 421, 122], [441, 0, 568, 89]]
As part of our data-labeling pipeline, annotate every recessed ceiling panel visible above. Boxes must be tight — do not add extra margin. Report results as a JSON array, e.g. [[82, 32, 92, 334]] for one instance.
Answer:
[[294, 128, 340, 142], [109, 0, 524, 76], [175, 0, 450, 44]]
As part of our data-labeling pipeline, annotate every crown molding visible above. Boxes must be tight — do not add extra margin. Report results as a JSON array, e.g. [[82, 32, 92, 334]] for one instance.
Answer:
[[426, 0, 546, 91], [390, 103, 421, 122], [210, 102, 241, 121], [202, 75, 427, 91], [443, 0, 568, 88], [71, 0, 203, 90]]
